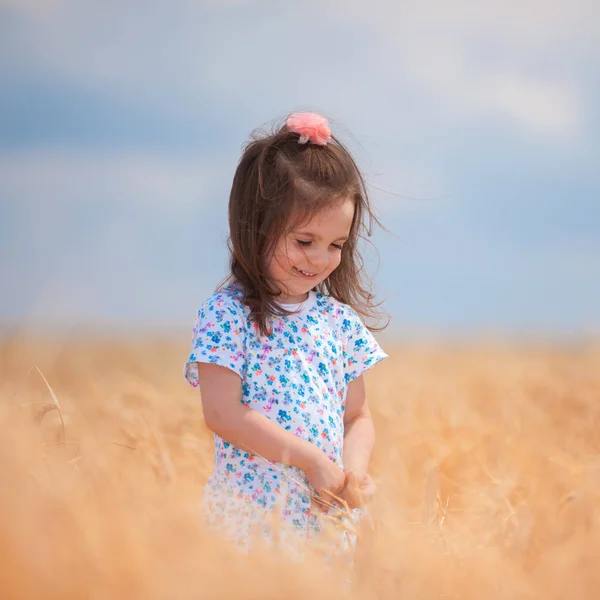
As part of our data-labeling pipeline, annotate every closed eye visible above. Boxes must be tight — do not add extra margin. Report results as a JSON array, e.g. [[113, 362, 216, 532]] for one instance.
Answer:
[[296, 239, 343, 249]]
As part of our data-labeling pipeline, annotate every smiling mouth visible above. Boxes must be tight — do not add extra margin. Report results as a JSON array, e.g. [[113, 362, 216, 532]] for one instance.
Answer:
[[293, 267, 317, 277]]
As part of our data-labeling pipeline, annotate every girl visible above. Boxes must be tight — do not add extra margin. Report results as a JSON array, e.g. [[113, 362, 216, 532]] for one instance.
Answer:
[[184, 112, 388, 556]]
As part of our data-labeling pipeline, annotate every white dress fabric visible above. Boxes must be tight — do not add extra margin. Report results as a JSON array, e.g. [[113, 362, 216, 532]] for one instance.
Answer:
[[184, 285, 387, 554]]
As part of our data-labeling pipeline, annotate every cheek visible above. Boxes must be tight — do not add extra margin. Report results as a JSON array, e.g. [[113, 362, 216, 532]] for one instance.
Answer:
[[270, 245, 295, 274], [287, 246, 304, 265], [328, 253, 342, 272], [276, 245, 302, 268]]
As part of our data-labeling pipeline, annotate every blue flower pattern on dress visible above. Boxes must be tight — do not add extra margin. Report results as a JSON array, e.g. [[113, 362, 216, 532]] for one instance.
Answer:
[[184, 285, 387, 552]]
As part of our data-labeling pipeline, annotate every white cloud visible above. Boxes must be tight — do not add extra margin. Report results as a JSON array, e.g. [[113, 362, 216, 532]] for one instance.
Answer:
[[0, 149, 230, 215], [2, 0, 595, 141], [0, 0, 58, 10], [323, 0, 596, 139], [0, 148, 231, 328], [483, 74, 581, 137]]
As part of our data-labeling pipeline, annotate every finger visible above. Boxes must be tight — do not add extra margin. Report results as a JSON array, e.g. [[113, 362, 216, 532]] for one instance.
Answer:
[[361, 480, 377, 496], [319, 485, 338, 499], [345, 474, 362, 494], [340, 485, 364, 510], [311, 492, 333, 513]]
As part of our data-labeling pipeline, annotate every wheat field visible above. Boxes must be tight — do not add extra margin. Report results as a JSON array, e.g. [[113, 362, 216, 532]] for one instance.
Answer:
[[1, 335, 599, 599]]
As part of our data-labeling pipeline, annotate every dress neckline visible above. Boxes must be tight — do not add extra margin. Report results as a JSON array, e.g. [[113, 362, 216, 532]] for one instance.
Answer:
[[277, 291, 317, 315]]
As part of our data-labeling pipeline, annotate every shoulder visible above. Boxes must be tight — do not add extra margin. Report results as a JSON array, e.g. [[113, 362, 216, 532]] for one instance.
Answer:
[[197, 285, 247, 318], [314, 293, 364, 333], [185, 286, 249, 385], [314, 296, 388, 378], [193, 286, 250, 339], [315, 292, 347, 315]]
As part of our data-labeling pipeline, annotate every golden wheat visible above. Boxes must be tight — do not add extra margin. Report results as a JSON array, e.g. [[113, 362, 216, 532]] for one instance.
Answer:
[[0, 335, 599, 599]]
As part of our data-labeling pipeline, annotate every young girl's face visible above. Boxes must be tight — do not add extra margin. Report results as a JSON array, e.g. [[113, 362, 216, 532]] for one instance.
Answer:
[[268, 197, 355, 303]]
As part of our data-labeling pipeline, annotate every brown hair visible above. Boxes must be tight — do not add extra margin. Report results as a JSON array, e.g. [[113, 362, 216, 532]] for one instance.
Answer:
[[223, 115, 387, 336]]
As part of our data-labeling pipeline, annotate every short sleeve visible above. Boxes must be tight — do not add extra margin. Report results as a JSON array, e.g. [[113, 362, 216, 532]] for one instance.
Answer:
[[340, 307, 388, 383], [183, 292, 247, 388]]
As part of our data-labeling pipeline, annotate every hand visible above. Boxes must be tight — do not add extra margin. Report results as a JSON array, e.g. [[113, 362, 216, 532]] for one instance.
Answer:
[[340, 470, 377, 509], [304, 452, 346, 512]]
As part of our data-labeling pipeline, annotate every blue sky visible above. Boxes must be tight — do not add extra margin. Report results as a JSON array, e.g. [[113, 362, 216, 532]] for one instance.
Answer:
[[1, 0, 599, 339]]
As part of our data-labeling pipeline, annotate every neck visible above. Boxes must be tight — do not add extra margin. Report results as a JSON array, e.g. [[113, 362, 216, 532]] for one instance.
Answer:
[[277, 292, 309, 304]]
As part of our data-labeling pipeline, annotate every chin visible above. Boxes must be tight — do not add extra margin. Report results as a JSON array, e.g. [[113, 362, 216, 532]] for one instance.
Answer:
[[286, 277, 324, 298]]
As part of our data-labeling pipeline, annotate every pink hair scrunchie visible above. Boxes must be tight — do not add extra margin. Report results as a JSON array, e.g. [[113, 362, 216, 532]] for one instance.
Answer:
[[286, 112, 331, 146]]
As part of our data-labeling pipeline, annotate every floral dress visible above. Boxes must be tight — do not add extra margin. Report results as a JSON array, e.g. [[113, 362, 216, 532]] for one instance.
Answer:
[[184, 285, 387, 554]]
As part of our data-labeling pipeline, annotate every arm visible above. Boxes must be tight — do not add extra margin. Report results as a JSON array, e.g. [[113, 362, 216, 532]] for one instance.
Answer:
[[343, 375, 375, 474], [341, 376, 377, 508], [197, 362, 345, 496]]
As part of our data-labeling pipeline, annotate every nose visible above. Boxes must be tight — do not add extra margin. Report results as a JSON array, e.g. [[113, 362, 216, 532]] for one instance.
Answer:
[[307, 247, 329, 272]]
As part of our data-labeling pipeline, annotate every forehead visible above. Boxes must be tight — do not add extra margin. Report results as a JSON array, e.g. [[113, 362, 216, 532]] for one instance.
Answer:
[[292, 197, 355, 235]]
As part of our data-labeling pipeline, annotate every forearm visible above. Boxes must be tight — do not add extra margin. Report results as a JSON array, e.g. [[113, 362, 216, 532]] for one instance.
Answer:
[[204, 403, 320, 472], [342, 413, 375, 474]]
